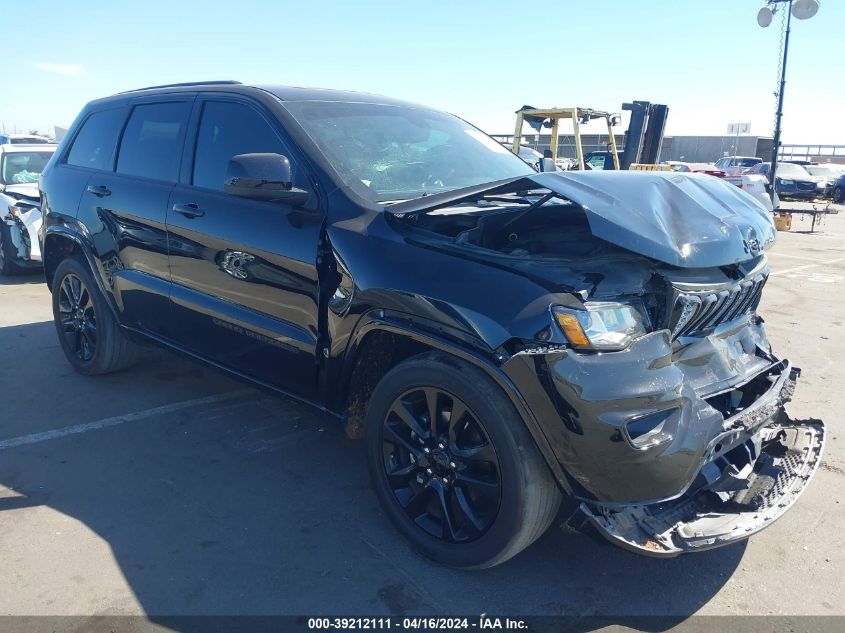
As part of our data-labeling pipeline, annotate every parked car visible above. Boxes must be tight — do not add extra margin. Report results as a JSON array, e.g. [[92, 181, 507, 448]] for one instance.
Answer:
[[722, 171, 777, 212], [39, 81, 823, 567], [0, 143, 56, 274], [746, 161, 824, 200], [666, 161, 726, 177], [714, 156, 762, 174], [832, 173, 845, 203], [803, 164, 840, 198], [0, 133, 52, 145]]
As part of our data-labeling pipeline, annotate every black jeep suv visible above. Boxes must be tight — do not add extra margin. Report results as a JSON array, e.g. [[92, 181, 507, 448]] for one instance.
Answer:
[[39, 81, 823, 568]]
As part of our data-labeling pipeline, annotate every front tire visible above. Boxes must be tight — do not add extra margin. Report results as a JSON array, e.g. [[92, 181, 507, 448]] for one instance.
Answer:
[[0, 224, 20, 276], [51, 256, 138, 375], [366, 352, 562, 569], [834, 186, 844, 204]]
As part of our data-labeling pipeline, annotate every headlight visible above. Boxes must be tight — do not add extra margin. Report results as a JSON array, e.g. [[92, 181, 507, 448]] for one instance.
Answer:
[[779, 179, 794, 186], [553, 302, 648, 351]]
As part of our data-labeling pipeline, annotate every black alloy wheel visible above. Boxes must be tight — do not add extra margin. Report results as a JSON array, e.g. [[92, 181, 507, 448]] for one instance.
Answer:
[[57, 272, 98, 361], [381, 387, 502, 543], [51, 256, 138, 375], [366, 352, 562, 569]]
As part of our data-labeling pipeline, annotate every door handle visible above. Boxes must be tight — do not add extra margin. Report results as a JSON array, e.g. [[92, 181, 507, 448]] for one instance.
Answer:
[[86, 184, 111, 197], [171, 202, 205, 219]]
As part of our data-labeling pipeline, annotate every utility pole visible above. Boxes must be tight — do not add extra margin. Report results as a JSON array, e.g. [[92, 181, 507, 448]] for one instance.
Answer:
[[758, 0, 819, 202], [770, 0, 793, 202]]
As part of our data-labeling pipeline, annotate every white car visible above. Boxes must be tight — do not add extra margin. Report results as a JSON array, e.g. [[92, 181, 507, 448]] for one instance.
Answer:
[[0, 143, 56, 274], [724, 171, 777, 212]]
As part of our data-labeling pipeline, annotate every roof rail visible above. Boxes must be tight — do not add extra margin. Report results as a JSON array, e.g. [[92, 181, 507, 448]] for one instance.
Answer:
[[117, 80, 242, 94]]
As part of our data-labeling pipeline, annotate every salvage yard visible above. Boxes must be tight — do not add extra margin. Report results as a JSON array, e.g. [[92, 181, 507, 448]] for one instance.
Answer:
[[0, 213, 843, 619]]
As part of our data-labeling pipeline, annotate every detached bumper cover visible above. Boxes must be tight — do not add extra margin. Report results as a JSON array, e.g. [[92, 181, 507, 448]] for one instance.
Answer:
[[581, 365, 824, 556]]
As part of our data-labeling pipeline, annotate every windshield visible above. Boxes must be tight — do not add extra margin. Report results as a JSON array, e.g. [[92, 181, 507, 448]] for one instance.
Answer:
[[0, 151, 54, 184], [805, 165, 836, 178], [284, 101, 535, 202], [733, 158, 761, 167], [775, 162, 810, 179]]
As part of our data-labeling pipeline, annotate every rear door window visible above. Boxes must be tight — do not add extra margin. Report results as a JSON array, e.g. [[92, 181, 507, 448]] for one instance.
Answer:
[[66, 108, 126, 171], [117, 102, 191, 182], [191, 101, 289, 192]]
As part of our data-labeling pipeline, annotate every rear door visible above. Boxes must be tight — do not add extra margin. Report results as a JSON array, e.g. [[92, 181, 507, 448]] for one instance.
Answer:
[[167, 95, 322, 399], [75, 96, 194, 335]]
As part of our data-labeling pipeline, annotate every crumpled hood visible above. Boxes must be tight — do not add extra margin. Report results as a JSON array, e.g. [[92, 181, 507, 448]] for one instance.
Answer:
[[389, 171, 777, 269], [2, 182, 40, 202]]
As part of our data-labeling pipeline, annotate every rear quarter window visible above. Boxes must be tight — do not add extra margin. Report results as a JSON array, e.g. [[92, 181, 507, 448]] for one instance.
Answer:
[[66, 108, 127, 171]]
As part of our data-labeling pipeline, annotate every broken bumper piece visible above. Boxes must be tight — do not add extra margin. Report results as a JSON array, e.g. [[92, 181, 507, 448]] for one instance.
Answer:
[[581, 366, 824, 557]]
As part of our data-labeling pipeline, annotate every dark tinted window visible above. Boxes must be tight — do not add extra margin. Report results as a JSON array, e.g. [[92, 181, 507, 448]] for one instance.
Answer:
[[117, 102, 190, 182], [192, 101, 288, 191], [66, 108, 126, 171]]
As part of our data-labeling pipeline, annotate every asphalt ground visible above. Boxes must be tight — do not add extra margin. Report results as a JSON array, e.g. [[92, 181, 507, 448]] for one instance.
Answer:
[[0, 210, 843, 621]]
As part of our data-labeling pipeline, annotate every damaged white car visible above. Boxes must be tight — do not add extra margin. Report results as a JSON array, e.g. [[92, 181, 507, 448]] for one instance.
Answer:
[[0, 143, 55, 274]]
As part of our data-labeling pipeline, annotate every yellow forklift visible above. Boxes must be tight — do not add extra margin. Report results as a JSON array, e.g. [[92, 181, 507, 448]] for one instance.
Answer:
[[511, 101, 668, 171]]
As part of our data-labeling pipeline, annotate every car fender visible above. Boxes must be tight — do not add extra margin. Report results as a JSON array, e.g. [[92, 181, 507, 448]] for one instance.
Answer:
[[341, 309, 573, 494], [43, 225, 122, 321]]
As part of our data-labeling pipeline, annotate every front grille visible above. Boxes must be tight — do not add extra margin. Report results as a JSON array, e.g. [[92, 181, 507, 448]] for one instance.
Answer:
[[669, 274, 767, 339], [797, 181, 815, 191]]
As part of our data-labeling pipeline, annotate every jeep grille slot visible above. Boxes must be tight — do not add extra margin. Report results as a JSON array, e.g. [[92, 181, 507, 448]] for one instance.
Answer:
[[670, 275, 767, 339]]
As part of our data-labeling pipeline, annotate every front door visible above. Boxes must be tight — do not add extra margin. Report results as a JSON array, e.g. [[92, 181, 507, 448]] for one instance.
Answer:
[[167, 97, 322, 399]]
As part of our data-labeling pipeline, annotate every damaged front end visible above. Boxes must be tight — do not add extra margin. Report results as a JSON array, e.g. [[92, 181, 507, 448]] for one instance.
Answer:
[[2, 193, 43, 266], [387, 171, 824, 557]]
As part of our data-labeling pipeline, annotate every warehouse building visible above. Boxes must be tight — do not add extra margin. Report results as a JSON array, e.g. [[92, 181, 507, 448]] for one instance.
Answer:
[[492, 133, 776, 164]]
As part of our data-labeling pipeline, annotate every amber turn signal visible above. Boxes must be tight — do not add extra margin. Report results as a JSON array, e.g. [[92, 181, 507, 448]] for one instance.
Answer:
[[554, 312, 590, 347]]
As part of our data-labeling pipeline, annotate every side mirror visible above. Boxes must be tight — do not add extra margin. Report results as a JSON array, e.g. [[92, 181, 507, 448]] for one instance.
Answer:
[[224, 153, 309, 205], [539, 157, 557, 172]]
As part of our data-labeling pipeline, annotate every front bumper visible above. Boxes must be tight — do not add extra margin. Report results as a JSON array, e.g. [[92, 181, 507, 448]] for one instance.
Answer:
[[500, 315, 824, 555], [582, 411, 823, 556]]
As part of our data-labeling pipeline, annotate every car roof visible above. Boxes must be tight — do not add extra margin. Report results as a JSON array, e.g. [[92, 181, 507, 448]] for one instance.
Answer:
[[2, 133, 50, 139], [0, 143, 58, 153], [91, 80, 428, 110]]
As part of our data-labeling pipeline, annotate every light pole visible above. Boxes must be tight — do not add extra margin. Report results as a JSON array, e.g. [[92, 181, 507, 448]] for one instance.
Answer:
[[757, 0, 820, 202]]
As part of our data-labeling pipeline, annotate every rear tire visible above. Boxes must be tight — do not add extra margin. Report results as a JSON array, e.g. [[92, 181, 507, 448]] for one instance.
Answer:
[[51, 256, 138, 375], [835, 186, 844, 204], [366, 352, 562, 569]]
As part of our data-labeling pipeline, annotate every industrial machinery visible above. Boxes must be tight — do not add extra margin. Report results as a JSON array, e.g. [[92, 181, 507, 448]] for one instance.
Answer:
[[512, 106, 621, 170], [510, 101, 669, 171]]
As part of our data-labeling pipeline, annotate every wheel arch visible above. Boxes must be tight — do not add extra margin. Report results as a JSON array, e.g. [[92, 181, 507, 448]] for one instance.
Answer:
[[43, 227, 121, 320], [337, 311, 572, 494]]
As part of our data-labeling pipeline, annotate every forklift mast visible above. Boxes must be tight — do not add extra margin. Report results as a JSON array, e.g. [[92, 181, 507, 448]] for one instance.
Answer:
[[621, 101, 669, 169]]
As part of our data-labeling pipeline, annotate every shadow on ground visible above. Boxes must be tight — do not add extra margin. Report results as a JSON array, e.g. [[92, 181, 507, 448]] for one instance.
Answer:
[[0, 271, 44, 286], [0, 321, 744, 630]]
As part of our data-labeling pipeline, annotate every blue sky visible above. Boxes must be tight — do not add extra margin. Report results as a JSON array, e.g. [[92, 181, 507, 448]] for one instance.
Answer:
[[3, 0, 841, 143]]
